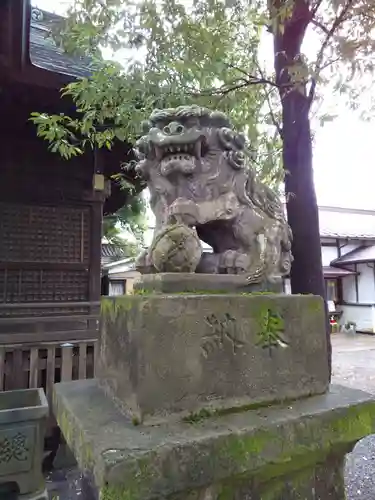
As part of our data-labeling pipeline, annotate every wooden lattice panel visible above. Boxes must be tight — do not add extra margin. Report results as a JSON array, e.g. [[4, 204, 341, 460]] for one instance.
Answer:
[[0, 269, 89, 304], [0, 340, 97, 391], [0, 203, 90, 263], [0, 304, 91, 318]]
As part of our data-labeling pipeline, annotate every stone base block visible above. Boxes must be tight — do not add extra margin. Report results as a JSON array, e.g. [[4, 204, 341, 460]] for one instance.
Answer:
[[53, 380, 375, 500], [134, 272, 283, 294], [99, 293, 329, 423], [21, 489, 48, 500]]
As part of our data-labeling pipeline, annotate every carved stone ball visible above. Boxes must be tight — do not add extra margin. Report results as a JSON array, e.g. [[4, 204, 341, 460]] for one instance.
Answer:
[[151, 224, 202, 273]]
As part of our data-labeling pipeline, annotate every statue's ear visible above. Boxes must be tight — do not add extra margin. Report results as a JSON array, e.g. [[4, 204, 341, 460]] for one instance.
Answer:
[[217, 128, 246, 153], [209, 111, 232, 129], [217, 127, 235, 150], [234, 133, 246, 150], [141, 120, 152, 134], [135, 160, 150, 181], [224, 150, 246, 170], [135, 136, 149, 157]]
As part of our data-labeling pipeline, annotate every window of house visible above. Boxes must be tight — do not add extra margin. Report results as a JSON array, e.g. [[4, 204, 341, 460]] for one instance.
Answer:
[[109, 280, 125, 296], [326, 279, 338, 302]]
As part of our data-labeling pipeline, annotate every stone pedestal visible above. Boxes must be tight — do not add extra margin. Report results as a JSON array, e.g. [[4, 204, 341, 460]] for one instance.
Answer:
[[53, 381, 375, 500], [99, 293, 329, 423], [53, 288, 375, 499], [134, 272, 283, 294]]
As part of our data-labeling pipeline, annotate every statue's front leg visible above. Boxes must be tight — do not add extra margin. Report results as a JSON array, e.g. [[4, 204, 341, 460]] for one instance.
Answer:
[[135, 248, 156, 274], [219, 250, 252, 275], [196, 252, 220, 274], [168, 193, 241, 227], [196, 251, 252, 275], [167, 198, 200, 226], [196, 249, 265, 281], [136, 195, 171, 274]]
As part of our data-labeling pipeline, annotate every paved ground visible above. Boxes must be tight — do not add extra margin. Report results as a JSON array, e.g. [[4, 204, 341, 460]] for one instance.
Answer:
[[46, 468, 96, 499], [332, 333, 375, 499], [332, 333, 375, 395], [46, 333, 375, 499]]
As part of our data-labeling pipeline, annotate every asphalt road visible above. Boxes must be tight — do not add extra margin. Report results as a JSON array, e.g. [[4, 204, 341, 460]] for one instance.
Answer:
[[46, 333, 375, 499]]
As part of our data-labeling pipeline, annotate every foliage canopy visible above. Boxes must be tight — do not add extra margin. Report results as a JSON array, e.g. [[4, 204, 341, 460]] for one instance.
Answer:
[[31, 0, 285, 186], [31, 0, 375, 267]]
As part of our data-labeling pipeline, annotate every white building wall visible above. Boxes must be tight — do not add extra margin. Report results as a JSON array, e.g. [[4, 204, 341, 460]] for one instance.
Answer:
[[338, 304, 375, 332], [341, 263, 375, 304], [321, 245, 338, 266], [338, 240, 363, 256], [357, 263, 375, 303], [342, 274, 357, 303]]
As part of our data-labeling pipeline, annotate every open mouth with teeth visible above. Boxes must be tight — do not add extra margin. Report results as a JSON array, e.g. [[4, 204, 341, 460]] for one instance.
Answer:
[[154, 140, 203, 176]]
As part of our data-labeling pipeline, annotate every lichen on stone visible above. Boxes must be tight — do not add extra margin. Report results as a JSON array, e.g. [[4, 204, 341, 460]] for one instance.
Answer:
[[256, 306, 287, 351], [101, 295, 147, 324]]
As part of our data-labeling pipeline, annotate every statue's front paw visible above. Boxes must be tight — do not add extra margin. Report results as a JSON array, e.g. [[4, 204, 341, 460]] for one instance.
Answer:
[[135, 249, 155, 274], [196, 253, 220, 274], [220, 250, 251, 275], [167, 198, 199, 227]]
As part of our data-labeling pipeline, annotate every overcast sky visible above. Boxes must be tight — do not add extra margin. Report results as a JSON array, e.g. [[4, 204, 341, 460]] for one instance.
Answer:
[[33, 0, 375, 210]]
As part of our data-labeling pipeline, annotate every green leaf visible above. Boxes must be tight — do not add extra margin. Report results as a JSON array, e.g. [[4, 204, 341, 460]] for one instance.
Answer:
[[32, 0, 375, 243], [318, 114, 338, 127]]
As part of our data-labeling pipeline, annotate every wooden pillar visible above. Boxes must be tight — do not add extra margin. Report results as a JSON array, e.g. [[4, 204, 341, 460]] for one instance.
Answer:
[[89, 149, 105, 336], [0, 0, 30, 68]]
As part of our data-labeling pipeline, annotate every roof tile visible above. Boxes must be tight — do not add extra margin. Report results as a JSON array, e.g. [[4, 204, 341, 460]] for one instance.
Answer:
[[29, 8, 93, 79]]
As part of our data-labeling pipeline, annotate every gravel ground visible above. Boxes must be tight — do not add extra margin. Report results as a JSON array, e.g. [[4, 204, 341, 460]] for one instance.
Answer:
[[46, 333, 375, 499], [46, 468, 96, 499], [332, 333, 375, 500]]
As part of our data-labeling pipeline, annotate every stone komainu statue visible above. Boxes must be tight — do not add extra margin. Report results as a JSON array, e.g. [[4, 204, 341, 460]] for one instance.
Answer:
[[134, 105, 293, 284]]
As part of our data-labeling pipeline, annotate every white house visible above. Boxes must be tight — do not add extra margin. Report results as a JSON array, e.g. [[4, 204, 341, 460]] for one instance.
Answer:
[[103, 205, 375, 333], [317, 206, 375, 333]]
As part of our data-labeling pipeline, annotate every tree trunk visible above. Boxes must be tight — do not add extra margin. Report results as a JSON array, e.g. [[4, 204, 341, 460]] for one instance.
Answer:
[[281, 90, 331, 377], [282, 91, 324, 298], [273, 5, 331, 378]]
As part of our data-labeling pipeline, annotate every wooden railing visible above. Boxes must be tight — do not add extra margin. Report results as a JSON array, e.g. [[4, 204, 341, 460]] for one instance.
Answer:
[[0, 301, 100, 343], [0, 340, 98, 397], [0, 301, 100, 406]]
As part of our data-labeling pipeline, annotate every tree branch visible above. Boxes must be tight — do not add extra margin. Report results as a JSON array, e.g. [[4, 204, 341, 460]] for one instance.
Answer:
[[254, 60, 283, 138], [188, 76, 281, 99], [190, 60, 295, 101], [310, 18, 330, 35], [265, 88, 283, 138], [225, 63, 280, 88], [310, 0, 324, 19], [308, 0, 356, 106]]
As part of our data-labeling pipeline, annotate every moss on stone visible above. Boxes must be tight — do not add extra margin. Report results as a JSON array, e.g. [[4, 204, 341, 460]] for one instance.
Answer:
[[56, 404, 95, 471], [180, 392, 317, 425], [101, 295, 146, 323], [100, 454, 162, 500], [134, 289, 241, 296], [133, 402, 371, 498], [182, 407, 213, 423], [224, 428, 277, 460], [100, 486, 134, 500], [54, 379, 375, 500], [132, 416, 141, 426], [255, 306, 286, 349], [306, 295, 324, 314], [133, 289, 278, 296]]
